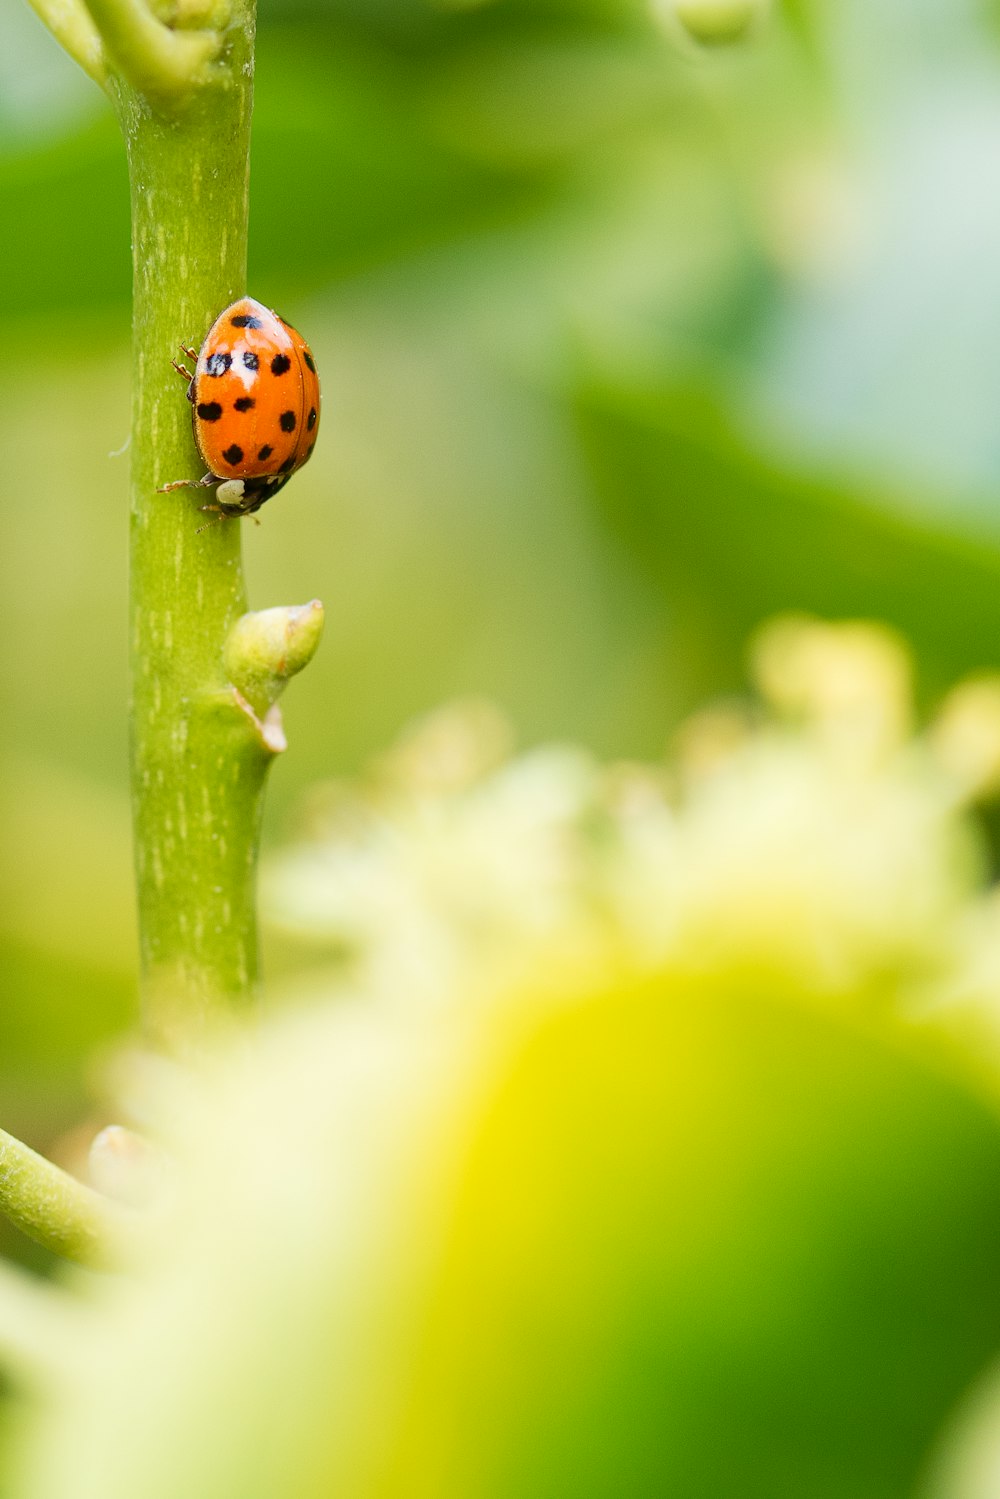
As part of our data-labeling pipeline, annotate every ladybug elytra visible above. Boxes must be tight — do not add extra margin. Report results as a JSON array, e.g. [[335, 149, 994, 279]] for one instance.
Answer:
[[160, 297, 320, 523]]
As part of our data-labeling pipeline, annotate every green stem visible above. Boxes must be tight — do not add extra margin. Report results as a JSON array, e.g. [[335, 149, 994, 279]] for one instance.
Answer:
[[23, 0, 323, 1070], [111, 8, 275, 1051], [0, 1130, 125, 1269]]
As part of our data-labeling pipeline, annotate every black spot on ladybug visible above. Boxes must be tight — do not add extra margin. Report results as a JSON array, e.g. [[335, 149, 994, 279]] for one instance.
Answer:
[[306, 442, 315, 459], [196, 401, 223, 422], [257, 444, 274, 461], [303, 351, 316, 373], [270, 354, 291, 376], [279, 410, 296, 432], [278, 456, 296, 474], [205, 352, 231, 377], [242, 351, 259, 371], [307, 407, 317, 431], [231, 314, 263, 329], [222, 444, 244, 466], [233, 397, 255, 412]]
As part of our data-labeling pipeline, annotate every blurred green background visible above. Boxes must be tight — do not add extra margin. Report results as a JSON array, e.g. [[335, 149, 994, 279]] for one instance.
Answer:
[[6, 0, 1000, 1217]]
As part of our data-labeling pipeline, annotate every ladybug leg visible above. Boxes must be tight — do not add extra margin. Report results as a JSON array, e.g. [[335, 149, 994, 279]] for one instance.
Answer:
[[195, 495, 250, 532], [157, 473, 216, 494], [195, 507, 228, 535], [180, 344, 198, 361]]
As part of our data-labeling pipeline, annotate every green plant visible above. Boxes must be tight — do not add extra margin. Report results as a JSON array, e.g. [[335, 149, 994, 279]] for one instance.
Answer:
[[5, 0, 321, 1257], [11, 5, 1000, 1496], [6, 617, 1000, 1499]]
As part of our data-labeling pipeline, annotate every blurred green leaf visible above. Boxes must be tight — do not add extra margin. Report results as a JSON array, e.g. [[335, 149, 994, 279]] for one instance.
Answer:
[[16, 972, 1000, 1498], [383, 978, 1000, 1498], [0, 118, 130, 323], [576, 378, 1000, 712]]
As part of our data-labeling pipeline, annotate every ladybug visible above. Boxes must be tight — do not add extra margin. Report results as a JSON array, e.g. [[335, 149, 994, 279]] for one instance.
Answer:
[[160, 296, 320, 522]]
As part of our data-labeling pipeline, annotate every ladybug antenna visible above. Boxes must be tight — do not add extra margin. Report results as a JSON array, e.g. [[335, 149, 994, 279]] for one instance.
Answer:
[[196, 506, 228, 535]]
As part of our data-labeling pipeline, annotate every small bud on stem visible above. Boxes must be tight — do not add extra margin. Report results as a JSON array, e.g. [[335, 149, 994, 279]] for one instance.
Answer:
[[655, 0, 770, 46], [223, 601, 326, 721]]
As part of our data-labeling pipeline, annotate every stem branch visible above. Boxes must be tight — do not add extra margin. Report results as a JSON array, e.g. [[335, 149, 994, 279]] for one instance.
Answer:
[[85, 0, 221, 104], [25, 0, 107, 87], [0, 1129, 125, 1269]]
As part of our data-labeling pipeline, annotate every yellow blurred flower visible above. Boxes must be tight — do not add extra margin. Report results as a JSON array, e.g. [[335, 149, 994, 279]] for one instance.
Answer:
[[9, 617, 1000, 1499], [264, 615, 994, 1008]]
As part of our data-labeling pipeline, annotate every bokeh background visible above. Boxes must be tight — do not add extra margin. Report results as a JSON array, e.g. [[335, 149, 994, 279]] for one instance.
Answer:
[[6, 0, 1000, 1238]]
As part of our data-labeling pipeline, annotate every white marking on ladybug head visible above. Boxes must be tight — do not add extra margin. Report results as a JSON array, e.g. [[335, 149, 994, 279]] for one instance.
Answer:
[[216, 480, 246, 505], [233, 348, 257, 390]]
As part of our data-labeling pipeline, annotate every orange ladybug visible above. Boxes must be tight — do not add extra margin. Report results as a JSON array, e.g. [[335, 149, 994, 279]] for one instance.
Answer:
[[161, 297, 320, 521]]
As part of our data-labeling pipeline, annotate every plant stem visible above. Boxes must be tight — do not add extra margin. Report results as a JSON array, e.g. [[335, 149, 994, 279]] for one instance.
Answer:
[[23, 0, 322, 1067], [0, 1130, 125, 1269], [110, 13, 274, 1051]]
